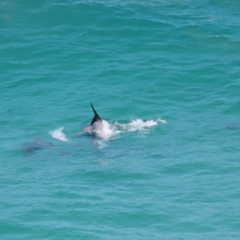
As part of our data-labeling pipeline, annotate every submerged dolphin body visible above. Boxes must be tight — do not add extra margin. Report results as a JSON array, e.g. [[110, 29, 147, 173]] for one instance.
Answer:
[[22, 137, 67, 155], [22, 138, 54, 154]]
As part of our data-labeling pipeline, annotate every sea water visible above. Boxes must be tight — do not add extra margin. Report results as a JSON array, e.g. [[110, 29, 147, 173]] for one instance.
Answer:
[[1, 0, 240, 239]]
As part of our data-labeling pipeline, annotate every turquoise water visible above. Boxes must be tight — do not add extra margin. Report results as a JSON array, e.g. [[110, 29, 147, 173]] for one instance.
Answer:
[[1, 0, 240, 239]]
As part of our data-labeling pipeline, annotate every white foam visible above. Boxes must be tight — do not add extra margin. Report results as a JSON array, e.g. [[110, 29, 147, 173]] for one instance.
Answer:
[[49, 127, 69, 142], [115, 118, 167, 133]]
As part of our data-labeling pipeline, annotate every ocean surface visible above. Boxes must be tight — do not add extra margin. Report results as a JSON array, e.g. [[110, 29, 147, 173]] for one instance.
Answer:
[[1, 0, 240, 239]]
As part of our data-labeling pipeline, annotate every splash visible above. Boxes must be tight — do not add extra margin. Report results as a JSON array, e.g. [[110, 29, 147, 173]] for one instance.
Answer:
[[49, 127, 69, 142], [115, 118, 167, 133]]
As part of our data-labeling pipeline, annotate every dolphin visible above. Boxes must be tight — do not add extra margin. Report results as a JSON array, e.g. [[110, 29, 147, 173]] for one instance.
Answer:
[[22, 137, 67, 155], [75, 103, 114, 139], [82, 103, 104, 136], [87, 103, 103, 132], [22, 138, 54, 154]]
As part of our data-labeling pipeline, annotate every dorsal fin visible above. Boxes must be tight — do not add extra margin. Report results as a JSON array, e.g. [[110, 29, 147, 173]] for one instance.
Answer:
[[90, 103, 102, 125]]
